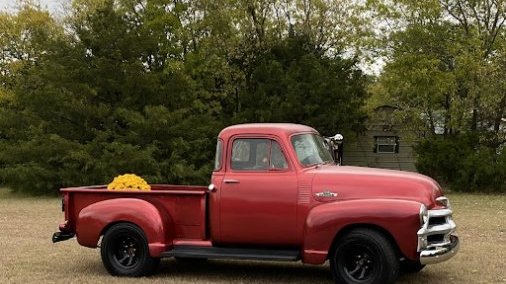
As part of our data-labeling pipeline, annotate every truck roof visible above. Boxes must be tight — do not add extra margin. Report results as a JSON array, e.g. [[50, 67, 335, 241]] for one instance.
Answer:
[[219, 123, 318, 140]]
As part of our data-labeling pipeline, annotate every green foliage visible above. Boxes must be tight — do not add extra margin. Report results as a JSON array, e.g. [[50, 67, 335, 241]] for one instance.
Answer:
[[0, 1, 368, 195], [415, 134, 506, 193], [368, 0, 506, 192], [235, 35, 367, 136]]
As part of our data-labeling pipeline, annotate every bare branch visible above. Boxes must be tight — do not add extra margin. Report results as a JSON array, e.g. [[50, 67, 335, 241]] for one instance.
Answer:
[[441, 0, 470, 34], [485, 17, 506, 57], [469, 1, 484, 34]]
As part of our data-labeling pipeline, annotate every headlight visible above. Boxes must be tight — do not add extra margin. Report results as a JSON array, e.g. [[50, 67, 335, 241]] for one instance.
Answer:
[[436, 196, 451, 209], [419, 204, 429, 225]]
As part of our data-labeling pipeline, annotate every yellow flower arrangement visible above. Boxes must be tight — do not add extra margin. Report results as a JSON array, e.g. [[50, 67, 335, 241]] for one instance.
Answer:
[[107, 173, 151, 191]]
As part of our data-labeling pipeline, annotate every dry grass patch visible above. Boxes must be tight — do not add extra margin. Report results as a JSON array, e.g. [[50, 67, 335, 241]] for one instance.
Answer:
[[0, 189, 504, 283]]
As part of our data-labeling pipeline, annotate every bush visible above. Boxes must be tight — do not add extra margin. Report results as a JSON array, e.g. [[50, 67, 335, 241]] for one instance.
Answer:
[[415, 133, 506, 193]]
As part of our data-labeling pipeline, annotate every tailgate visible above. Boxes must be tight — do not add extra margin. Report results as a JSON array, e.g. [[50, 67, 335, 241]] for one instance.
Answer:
[[52, 190, 74, 242]]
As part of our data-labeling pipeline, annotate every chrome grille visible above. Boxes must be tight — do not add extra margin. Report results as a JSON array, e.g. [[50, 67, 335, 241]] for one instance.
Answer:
[[417, 208, 456, 252]]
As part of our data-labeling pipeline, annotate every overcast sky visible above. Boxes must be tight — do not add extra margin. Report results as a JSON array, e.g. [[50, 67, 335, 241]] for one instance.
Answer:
[[0, 0, 66, 15]]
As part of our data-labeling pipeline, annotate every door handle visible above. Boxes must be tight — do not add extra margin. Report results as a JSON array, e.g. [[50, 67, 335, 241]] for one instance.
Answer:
[[224, 179, 240, 184]]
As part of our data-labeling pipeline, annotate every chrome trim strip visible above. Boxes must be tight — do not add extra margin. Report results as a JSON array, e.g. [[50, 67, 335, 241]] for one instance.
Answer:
[[419, 204, 428, 225]]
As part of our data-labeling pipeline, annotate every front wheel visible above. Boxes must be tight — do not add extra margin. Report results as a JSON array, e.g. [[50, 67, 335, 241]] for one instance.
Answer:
[[100, 223, 160, 276], [330, 228, 399, 284]]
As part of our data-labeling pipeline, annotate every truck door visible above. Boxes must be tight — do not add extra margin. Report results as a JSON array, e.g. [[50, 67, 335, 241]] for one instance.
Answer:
[[218, 137, 298, 246]]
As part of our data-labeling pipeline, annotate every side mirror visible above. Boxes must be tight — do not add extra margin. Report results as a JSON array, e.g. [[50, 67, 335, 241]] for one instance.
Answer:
[[331, 134, 343, 141], [325, 133, 344, 165]]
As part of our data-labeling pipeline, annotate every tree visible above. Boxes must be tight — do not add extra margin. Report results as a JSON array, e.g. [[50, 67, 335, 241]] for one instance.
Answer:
[[368, 0, 506, 191], [0, 0, 369, 195], [235, 34, 367, 136]]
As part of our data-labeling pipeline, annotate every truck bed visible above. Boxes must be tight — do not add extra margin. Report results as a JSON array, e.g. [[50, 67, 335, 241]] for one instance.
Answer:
[[61, 184, 208, 242]]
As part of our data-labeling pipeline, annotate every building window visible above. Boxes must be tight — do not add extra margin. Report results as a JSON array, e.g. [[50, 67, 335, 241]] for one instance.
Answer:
[[374, 136, 398, 153]]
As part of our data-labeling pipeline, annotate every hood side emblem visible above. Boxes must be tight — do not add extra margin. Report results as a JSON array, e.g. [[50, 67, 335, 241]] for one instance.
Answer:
[[315, 190, 338, 198]]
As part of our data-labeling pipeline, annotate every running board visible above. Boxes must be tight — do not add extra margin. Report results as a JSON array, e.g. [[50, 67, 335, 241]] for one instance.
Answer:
[[162, 246, 300, 261]]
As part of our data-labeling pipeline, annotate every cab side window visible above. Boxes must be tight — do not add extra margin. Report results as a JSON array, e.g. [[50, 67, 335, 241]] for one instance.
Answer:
[[231, 139, 269, 170], [270, 141, 288, 170], [231, 139, 288, 171]]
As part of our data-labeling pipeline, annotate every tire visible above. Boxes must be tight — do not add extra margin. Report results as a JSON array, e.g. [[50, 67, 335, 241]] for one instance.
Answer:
[[100, 223, 160, 277], [400, 260, 425, 274], [330, 228, 399, 284]]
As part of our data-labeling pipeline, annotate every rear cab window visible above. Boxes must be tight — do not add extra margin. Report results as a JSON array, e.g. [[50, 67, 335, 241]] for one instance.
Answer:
[[214, 139, 223, 171]]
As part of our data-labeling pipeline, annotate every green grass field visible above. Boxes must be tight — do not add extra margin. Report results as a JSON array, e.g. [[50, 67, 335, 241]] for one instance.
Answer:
[[0, 189, 504, 284]]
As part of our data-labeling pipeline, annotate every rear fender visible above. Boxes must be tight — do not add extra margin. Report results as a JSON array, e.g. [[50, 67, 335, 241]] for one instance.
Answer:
[[302, 199, 422, 264], [76, 198, 172, 257]]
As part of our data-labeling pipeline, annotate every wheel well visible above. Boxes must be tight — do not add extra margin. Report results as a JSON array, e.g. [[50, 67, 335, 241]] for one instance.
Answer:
[[328, 224, 402, 260], [100, 221, 140, 240]]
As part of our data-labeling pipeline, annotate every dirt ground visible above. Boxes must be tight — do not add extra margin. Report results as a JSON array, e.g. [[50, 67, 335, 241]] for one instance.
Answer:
[[0, 189, 504, 283]]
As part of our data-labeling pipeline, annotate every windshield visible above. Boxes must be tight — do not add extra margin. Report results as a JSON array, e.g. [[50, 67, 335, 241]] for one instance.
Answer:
[[291, 133, 334, 166]]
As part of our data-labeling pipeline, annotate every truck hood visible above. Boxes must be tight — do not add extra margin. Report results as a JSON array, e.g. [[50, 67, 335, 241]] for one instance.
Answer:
[[310, 165, 443, 207]]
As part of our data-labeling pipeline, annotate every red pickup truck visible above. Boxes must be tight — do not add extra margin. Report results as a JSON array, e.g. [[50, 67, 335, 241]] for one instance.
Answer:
[[53, 123, 459, 284]]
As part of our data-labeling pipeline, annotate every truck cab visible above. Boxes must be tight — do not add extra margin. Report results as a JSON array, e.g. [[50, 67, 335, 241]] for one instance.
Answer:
[[53, 123, 459, 284]]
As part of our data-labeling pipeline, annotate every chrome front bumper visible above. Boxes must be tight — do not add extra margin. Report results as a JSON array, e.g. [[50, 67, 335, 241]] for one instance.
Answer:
[[417, 208, 459, 265], [419, 234, 459, 264]]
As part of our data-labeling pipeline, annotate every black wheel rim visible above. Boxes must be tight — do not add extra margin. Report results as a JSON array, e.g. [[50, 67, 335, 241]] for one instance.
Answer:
[[111, 234, 141, 269], [338, 244, 378, 282]]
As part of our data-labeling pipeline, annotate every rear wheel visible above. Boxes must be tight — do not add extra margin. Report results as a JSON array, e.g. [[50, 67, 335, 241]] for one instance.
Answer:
[[100, 223, 160, 276], [330, 228, 399, 284]]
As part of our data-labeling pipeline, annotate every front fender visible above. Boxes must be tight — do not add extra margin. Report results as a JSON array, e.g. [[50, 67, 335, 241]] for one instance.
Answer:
[[76, 198, 171, 257], [302, 199, 422, 264]]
